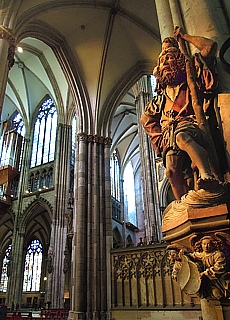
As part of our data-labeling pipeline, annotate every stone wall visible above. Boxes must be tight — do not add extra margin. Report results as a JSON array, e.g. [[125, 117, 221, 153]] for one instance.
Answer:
[[111, 243, 201, 320]]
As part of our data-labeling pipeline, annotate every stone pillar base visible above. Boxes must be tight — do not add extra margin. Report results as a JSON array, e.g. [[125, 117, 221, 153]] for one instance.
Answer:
[[222, 302, 230, 320], [68, 311, 112, 320], [68, 311, 85, 320], [200, 299, 229, 320]]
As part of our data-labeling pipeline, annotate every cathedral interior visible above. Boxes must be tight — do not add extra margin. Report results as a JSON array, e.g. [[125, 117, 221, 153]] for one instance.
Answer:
[[0, 1, 230, 320]]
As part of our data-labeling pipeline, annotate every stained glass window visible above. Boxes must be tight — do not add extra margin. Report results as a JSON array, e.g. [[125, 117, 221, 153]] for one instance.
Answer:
[[150, 75, 157, 96], [23, 239, 42, 292], [0, 113, 24, 169], [0, 244, 12, 292], [71, 115, 77, 166], [30, 98, 57, 168], [110, 150, 120, 201], [13, 113, 25, 136], [124, 161, 137, 225], [13, 113, 25, 171]]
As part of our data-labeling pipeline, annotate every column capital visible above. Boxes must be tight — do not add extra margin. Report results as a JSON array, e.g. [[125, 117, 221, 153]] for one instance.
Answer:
[[0, 26, 15, 43], [77, 133, 112, 146], [77, 132, 88, 142], [0, 25, 16, 69]]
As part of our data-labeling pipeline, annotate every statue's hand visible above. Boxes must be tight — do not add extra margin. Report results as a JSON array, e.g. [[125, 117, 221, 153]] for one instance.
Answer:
[[174, 26, 184, 40], [200, 271, 208, 279]]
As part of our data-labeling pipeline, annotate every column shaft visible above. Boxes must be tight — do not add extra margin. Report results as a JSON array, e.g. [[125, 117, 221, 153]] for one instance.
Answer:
[[154, 0, 174, 40]]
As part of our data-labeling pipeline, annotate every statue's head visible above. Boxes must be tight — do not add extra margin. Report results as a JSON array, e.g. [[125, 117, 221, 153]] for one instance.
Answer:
[[153, 37, 186, 91], [194, 235, 222, 253], [161, 37, 179, 51], [200, 236, 213, 253]]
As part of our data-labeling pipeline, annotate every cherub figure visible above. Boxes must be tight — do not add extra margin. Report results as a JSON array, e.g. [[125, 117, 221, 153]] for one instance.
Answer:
[[167, 233, 230, 300], [189, 235, 230, 299]]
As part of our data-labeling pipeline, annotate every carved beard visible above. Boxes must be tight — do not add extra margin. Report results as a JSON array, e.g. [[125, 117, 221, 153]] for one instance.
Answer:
[[155, 56, 186, 91], [159, 67, 186, 87]]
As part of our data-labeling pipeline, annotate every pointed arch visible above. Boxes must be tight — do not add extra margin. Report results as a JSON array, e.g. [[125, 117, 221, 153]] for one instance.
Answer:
[[16, 22, 92, 133], [20, 197, 53, 251], [113, 227, 122, 249]]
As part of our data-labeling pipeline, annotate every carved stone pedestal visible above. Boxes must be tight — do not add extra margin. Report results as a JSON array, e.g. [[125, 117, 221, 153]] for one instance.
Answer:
[[162, 203, 229, 247], [162, 196, 230, 320], [201, 299, 230, 320]]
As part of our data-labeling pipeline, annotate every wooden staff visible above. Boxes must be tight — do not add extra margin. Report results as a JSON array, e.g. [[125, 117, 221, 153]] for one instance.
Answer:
[[175, 27, 222, 181]]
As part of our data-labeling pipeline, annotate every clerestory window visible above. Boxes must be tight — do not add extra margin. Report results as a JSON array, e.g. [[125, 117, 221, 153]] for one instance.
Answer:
[[110, 150, 120, 202], [30, 98, 57, 168]]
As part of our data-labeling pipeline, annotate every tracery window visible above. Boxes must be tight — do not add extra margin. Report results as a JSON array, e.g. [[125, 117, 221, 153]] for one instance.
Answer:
[[23, 239, 42, 292], [0, 113, 24, 169], [30, 98, 57, 168], [71, 114, 77, 166], [13, 113, 25, 136], [0, 244, 12, 292], [150, 75, 157, 96], [110, 150, 120, 201], [124, 161, 137, 225], [27, 167, 53, 193]]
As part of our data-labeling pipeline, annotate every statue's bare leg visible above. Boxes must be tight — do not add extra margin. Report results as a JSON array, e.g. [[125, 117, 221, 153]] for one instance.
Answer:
[[165, 151, 189, 200], [175, 132, 219, 190]]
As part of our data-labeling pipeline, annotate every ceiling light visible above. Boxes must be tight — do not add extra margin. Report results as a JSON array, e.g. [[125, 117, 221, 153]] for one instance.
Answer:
[[17, 46, 23, 53]]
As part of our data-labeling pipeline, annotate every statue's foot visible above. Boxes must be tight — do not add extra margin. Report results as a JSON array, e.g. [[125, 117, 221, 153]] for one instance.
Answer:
[[197, 175, 220, 191]]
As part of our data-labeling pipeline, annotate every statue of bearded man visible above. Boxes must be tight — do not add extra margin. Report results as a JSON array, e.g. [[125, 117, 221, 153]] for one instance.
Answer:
[[141, 28, 222, 200]]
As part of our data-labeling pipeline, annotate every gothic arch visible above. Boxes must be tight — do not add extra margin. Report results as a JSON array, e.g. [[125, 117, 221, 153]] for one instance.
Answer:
[[159, 177, 175, 213], [19, 196, 52, 251], [113, 227, 122, 249], [99, 60, 153, 137], [16, 24, 92, 133], [0, 208, 15, 253], [126, 234, 134, 247]]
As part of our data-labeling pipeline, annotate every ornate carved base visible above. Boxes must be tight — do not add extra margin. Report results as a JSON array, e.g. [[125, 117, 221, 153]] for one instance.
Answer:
[[162, 202, 229, 246], [200, 299, 230, 320], [162, 183, 230, 246], [163, 185, 230, 320]]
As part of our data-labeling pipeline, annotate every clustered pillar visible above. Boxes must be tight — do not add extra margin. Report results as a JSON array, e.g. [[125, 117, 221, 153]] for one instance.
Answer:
[[69, 133, 112, 320]]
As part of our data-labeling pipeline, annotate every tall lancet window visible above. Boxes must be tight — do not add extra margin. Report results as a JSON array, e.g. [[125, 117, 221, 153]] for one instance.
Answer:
[[0, 244, 12, 292], [0, 113, 24, 169], [110, 150, 121, 201], [30, 98, 57, 168], [23, 239, 43, 292], [150, 75, 157, 96], [13, 112, 25, 170], [13, 113, 25, 136], [71, 114, 77, 166]]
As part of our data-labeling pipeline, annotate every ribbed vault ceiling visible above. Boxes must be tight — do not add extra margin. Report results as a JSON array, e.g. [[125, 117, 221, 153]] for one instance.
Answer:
[[2, 0, 161, 174]]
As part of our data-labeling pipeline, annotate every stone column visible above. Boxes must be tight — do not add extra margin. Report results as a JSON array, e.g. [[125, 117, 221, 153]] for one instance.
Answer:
[[0, 26, 15, 120], [69, 133, 112, 320], [5, 135, 32, 306], [6, 228, 25, 306], [0, 251, 4, 285], [119, 178, 126, 247], [47, 124, 71, 308], [177, 0, 230, 176], [178, 0, 230, 92], [168, 0, 184, 30], [133, 77, 162, 243], [218, 94, 230, 179], [154, 0, 174, 40], [69, 132, 87, 319], [104, 138, 113, 320]]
